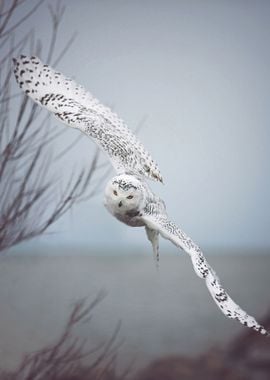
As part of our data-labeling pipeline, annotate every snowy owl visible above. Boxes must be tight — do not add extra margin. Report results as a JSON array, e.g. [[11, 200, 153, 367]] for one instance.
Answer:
[[13, 55, 269, 336]]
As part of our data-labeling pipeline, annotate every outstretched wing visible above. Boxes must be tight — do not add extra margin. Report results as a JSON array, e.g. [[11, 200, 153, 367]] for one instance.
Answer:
[[13, 55, 163, 183], [142, 203, 269, 336]]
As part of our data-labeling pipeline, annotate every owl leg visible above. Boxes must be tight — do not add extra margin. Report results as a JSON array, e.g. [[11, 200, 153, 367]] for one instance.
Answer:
[[145, 227, 160, 268]]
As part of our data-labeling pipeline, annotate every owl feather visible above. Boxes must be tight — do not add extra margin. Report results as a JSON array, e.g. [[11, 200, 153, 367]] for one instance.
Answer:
[[13, 55, 163, 182]]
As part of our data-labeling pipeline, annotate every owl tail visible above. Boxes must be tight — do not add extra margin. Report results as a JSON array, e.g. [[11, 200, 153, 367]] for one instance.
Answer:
[[146, 226, 160, 267]]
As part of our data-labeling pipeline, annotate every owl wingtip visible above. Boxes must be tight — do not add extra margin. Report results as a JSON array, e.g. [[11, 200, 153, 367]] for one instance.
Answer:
[[158, 177, 164, 184], [151, 172, 164, 184], [157, 172, 164, 184], [262, 329, 270, 337]]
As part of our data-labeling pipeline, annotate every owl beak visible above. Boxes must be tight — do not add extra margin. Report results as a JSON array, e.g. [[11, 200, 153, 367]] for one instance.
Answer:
[[118, 201, 122, 208]]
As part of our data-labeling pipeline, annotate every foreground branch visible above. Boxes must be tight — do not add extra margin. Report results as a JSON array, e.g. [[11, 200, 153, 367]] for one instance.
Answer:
[[0, 0, 107, 252]]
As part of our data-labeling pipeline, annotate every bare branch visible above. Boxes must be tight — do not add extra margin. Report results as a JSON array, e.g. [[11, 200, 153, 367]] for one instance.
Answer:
[[0, 295, 125, 380], [0, 0, 106, 252], [0, 0, 44, 38]]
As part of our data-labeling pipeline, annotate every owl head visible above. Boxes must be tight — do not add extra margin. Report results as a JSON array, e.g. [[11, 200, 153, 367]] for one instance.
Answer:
[[104, 174, 145, 214]]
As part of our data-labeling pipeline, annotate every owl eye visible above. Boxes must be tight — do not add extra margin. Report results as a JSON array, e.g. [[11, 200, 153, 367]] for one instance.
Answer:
[[127, 195, 133, 199], [113, 190, 118, 196]]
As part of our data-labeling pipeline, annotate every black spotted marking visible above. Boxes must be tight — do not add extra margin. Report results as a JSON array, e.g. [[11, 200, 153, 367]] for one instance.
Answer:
[[144, 165, 150, 173], [143, 200, 269, 336], [112, 178, 138, 191], [12, 54, 163, 182], [215, 291, 228, 302]]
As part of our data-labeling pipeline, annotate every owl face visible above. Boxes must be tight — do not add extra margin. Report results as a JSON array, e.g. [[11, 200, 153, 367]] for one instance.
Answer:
[[104, 174, 145, 215]]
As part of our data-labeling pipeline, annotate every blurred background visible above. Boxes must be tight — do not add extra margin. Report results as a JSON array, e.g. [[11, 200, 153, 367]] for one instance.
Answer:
[[0, 1, 270, 379]]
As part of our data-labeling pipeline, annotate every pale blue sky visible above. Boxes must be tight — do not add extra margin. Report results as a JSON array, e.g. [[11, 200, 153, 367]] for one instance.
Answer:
[[10, 0, 270, 253]]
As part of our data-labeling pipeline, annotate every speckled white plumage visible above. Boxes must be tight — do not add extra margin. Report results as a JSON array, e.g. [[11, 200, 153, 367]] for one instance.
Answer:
[[13, 56, 269, 337], [105, 174, 269, 336], [13, 55, 162, 182]]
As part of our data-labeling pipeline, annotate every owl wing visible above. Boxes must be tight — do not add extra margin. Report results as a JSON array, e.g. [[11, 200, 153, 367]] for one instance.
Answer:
[[142, 203, 269, 336], [13, 55, 163, 183]]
